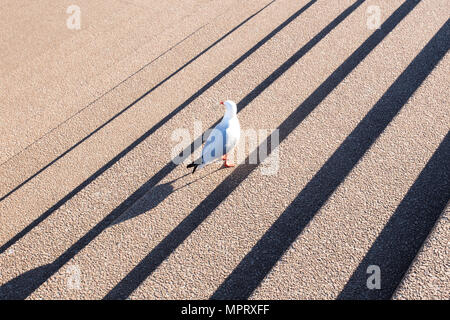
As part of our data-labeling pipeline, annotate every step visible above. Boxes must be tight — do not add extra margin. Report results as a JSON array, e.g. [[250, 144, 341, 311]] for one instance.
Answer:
[[0, 0, 256, 195], [0, 0, 330, 299], [0, 0, 239, 164], [0, 0, 291, 284], [1, 0, 448, 300]]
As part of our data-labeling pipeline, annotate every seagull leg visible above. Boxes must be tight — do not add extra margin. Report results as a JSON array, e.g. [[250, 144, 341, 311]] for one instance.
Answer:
[[223, 154, 235, 168]]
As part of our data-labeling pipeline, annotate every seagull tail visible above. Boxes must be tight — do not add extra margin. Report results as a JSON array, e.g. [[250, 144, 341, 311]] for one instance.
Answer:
[[187, 162, 200, 174]]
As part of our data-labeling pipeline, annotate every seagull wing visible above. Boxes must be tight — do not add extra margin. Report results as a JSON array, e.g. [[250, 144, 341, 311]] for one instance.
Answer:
[[201, 124, 226, 165]]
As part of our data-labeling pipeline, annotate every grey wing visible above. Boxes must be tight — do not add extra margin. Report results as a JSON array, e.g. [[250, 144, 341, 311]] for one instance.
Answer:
[[201, 125, 227, 164]]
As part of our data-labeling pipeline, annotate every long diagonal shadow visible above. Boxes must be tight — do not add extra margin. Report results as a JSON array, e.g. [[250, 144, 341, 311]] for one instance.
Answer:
[[0, 0, 314, 255], [0, 1, 278, 203], [0, 1, 318, 299], [211, 17, 449, 300], [338, 132, 450, 300], [104, 0, 420, 300]]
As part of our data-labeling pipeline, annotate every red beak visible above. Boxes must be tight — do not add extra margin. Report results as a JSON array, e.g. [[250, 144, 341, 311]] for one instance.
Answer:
[[220, 101, 224, 105]]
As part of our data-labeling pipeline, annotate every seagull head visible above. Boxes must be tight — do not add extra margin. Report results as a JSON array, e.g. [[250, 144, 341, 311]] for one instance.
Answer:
[[220, 100, 237, 117]]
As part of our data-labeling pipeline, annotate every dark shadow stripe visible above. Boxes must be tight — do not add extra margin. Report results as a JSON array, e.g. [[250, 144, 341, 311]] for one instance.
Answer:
[[338, 131, 450, 300], [0, 0, 278, 202], [212, 16, 448, 300], [0, 1, 318, 299], [237, 0, 366, 109], [0, 0, 301, 255], [104, 0, 418, 300]]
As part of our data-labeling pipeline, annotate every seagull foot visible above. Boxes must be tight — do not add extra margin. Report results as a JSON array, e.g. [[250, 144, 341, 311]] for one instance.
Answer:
[[224, 163, 235, 168]]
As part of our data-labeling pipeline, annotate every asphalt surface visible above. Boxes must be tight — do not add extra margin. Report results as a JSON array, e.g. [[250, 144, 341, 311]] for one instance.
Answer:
[[0, 0, 449, 300]]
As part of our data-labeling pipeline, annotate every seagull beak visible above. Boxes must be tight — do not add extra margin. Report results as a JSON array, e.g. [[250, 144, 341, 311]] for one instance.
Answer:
[[220, 101, 224, 105]]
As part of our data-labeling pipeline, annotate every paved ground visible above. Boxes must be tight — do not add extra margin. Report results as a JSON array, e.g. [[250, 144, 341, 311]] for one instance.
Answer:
[[0, 0, 448, 300]]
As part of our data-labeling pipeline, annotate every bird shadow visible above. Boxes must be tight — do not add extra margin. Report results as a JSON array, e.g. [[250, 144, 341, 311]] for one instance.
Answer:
[[110, 167, 224, 226]]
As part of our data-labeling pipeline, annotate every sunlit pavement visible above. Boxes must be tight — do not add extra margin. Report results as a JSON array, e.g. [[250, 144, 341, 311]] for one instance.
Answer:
[[0, 0, 448, 300]]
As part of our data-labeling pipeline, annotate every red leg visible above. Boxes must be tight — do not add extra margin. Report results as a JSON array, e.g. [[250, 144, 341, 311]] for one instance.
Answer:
[[223, 154, 235, 167]]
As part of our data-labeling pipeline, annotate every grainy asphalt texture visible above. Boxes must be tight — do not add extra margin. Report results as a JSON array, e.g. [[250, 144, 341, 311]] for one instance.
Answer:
[[0, 0, 449, 300]]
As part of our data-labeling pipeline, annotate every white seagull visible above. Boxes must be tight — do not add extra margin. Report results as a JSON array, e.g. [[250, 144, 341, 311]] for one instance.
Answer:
[[187, 100, 241, 173]]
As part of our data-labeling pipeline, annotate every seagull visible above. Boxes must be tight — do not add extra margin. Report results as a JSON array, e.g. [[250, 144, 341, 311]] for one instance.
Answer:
[[187, 100, 241, 173]]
